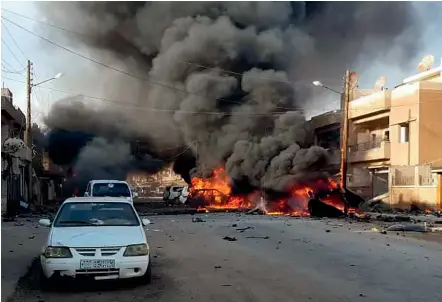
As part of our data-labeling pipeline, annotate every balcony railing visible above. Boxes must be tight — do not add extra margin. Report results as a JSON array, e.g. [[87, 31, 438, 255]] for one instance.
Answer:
[[348, 90, 391, 119], [349, 138, 390, 162], [350, 137, 387, 152]]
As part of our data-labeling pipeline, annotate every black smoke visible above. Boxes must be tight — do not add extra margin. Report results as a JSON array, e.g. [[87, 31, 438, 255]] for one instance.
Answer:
[[39, 2, 423, 191], [45, 129, 163, 195]]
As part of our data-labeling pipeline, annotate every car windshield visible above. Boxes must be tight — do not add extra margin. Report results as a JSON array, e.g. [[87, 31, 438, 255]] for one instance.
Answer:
[[92, 183, 131, 197], [53, 202, 140, 227]]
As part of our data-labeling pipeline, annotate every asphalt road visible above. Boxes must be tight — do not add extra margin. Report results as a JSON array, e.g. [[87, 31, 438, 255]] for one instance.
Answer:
[[8, 213, 442, 302]]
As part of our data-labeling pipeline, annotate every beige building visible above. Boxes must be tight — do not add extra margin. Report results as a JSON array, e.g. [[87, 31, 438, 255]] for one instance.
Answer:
[[309, 58, 442, 208], [1, 88, 33, 213]]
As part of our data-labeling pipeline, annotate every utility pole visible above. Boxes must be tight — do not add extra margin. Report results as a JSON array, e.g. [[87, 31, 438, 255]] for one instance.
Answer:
[[340, 70, 351, 215], [25, 60, 33, 204]]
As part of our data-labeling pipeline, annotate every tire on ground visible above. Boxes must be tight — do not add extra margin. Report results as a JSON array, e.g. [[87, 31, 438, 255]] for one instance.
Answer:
[[163, 189, 170, 201], [139, 261, 152, 284]]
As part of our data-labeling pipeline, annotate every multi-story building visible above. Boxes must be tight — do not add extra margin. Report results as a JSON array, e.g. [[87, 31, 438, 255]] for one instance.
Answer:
[[1, 88, 33, 213], [309, 58, 442, 208], [39, 152, 65, 203], [308, 110, 341, 174], [126, 166, 186, 197]]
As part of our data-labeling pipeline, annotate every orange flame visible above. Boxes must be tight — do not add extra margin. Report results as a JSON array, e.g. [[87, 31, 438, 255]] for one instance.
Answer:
[[189, 167, 359, 215], [190, 167, 253, 211]]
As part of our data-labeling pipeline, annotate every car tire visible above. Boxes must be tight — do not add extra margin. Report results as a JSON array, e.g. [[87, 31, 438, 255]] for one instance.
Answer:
[[38, 263, 52, 291], [139, 262, 152, 284], [163, 192, 170, 201]]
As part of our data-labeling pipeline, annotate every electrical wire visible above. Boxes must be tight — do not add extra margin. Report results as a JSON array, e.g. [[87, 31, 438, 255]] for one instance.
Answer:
[[1, 37, 26, 69], [1, 8, 96, 39], [1, 19, 28, 60], [0, 76, 292, 116], [1, 9, 330, 88], [4, 76, 442, 116], [1, 15, 335, 112], [1, 9, 389, 100]]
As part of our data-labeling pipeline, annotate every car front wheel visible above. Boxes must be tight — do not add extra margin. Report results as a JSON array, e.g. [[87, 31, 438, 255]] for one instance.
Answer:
[[139, 262, 152, 284], [38, 262, 53, 290]]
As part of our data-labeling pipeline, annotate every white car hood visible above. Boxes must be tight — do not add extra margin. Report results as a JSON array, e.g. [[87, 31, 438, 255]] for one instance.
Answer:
[[50, 226, 145, 247]]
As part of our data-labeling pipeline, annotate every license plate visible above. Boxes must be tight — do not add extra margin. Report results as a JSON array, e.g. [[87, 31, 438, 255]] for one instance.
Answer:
[[80, 259, 115, 269]]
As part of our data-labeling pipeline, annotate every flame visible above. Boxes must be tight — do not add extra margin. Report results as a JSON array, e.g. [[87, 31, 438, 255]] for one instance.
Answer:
[[190, 167, 253, 211], [189, 167, 360, 216]]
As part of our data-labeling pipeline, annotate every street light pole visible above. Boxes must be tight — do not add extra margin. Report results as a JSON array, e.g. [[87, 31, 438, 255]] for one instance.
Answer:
[[24, 64, 63, 205], [340, 70, 351, 216], [25, 60, 33, 204], [313, 71, 353, 215], [25, 60, 32, 146]]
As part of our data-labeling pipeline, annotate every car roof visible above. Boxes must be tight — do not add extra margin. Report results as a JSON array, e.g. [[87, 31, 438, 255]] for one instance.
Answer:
[[90, 179, 127, 184], [63, 197, 133, 204]]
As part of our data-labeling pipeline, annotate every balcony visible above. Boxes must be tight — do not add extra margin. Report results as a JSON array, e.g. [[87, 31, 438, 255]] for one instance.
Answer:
[[349, 138, 390, 163], [1, 96, 26, 126], [348, 90, 391, 120]]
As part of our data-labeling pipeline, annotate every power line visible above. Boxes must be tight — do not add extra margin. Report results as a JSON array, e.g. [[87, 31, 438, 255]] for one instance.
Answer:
[[1, 67, 23, 74], [0, 14, 328, 111], [4, 75, 442, 117], [1, 37, 26, 69], [0, 76, 294, 116], [1, 8, 95, 39], [1, 9, 320, 87], [1, 58, 25, 75], [2, 8, 405, 106], [3, 16, 269, 109], [1, 19, 28, 60]]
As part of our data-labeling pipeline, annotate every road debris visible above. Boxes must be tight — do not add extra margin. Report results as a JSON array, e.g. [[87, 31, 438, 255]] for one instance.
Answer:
[[236, 226, 253, 232], [245, 236, 269, 239], [214, 265, 222, 269], [223, 236, 237, 241], [386, 224, 428, 233], [192, 217, 206, 223], [246, 206, 266, 215]]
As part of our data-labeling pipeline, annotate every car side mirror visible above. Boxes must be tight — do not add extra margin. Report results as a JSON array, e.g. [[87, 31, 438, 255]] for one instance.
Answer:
[[84, 192, 89, 197], [141, 218, 151, 226], [39, 219, 51, 227]]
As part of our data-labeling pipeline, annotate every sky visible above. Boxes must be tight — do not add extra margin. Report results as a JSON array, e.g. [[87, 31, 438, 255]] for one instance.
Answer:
[[1, 1, 441, 125]]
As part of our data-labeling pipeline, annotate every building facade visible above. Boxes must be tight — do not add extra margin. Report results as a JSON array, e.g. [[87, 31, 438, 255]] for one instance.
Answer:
[[1, 88, 33, 213], [309, 59, 442, 208], [126, 166, 186, 197]]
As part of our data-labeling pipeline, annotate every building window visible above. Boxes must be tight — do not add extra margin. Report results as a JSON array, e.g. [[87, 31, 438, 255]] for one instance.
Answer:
[[384, 130, 390, 141], [399, 123, 409, 143]]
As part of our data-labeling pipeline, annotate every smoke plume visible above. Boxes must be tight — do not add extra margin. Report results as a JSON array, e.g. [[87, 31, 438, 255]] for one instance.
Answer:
[[39, 2, 421, 191]]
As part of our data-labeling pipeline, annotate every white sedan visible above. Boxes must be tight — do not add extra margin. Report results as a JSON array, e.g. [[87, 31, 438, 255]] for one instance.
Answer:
[[38, 197, 151, 284]]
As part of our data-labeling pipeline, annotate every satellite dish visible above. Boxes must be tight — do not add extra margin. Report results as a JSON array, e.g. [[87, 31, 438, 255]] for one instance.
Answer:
[[418, 55, 434, 72], [375, 76, 387, 91], [349, 71, 359, 90]]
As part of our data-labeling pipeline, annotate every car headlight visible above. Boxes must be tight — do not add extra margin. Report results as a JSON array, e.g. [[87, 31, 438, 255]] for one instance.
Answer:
[[44, 246, 73, 258], [123, 244, 149, 257]]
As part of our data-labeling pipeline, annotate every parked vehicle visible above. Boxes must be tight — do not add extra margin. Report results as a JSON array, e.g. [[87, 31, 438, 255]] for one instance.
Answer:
[[163, 185, 189, 205], [38, 197, 151, 285], [84, 180, 138, 203]]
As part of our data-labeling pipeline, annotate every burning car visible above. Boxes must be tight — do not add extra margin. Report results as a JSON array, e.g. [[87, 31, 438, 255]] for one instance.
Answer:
[[188, 167, 365, 217]]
